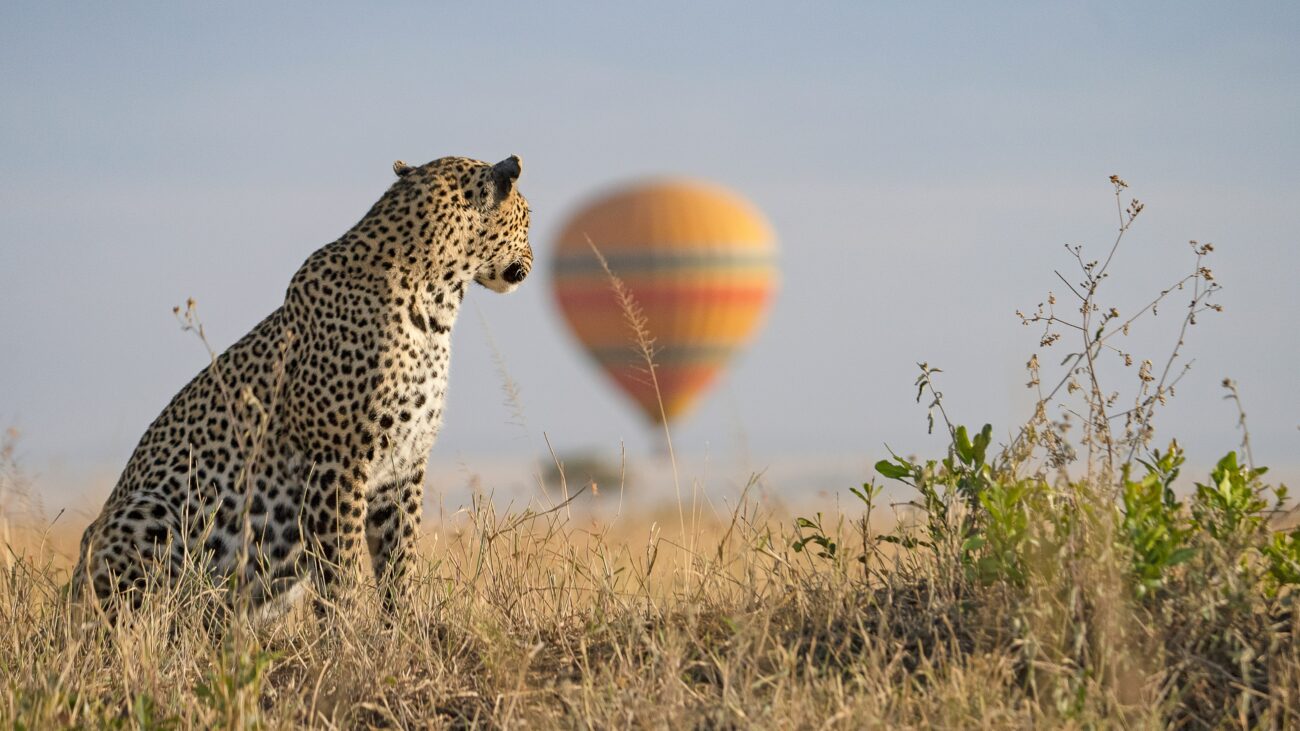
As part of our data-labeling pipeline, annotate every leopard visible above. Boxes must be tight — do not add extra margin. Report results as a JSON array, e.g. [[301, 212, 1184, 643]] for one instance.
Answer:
[[71, 154, 531, 620]]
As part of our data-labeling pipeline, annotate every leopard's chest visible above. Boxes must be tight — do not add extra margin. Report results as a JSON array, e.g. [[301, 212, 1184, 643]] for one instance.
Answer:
[[364, 321, 451, 487]]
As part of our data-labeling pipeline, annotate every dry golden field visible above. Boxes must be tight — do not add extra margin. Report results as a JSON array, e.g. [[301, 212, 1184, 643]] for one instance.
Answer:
[[2, 467, 1298, 729]]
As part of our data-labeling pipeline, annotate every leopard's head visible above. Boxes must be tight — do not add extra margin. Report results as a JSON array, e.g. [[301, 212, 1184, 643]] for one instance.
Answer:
[[393, 155, 532, 294]]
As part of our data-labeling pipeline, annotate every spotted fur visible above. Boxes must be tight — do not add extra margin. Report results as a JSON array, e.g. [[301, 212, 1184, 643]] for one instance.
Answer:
[[73, 155, 532, 618]]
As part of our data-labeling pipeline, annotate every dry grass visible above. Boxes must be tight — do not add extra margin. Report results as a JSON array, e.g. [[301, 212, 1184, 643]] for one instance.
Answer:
[[3, 478, 1295, 729]]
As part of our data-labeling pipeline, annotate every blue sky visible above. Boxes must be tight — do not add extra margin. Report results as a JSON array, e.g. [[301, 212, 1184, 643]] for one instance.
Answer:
[[1, 3, 1297, 491]]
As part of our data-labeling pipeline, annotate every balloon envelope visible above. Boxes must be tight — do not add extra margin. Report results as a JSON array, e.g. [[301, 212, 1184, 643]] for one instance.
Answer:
[[551, 179, 778, 424]]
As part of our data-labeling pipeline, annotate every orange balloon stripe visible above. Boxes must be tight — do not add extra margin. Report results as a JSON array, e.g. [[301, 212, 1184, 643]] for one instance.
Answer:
[[559, 318, 765, 346], [554, 293, 773, 350], [588, 344, 734, 366]]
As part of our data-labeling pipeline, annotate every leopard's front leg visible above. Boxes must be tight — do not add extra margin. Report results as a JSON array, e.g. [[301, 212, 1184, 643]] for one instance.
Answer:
[[366, 470, 424, 613], [303, 459, 368, 616]]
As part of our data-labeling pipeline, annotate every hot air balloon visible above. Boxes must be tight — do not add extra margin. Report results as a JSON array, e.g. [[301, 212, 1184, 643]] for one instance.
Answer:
[[551, 179, 778, 426]]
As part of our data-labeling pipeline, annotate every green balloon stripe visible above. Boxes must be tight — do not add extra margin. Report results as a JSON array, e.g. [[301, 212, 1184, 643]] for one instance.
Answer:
[[553, 249, 776, 276]]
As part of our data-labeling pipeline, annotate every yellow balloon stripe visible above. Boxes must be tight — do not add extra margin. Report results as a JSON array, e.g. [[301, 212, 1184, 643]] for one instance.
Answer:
[[554, 180, 774, 254]]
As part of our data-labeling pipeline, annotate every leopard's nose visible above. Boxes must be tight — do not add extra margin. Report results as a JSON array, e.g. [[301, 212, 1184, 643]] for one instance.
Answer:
[[502, 262, 528, 284]]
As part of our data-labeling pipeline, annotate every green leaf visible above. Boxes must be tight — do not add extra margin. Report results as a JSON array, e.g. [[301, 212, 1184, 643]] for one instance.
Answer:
[[956, 425, 973, 464], [875, 460, 911, 480], [849, 484, 872, 505], [1217, 451, 1239, 473], [973, 424, 992, 465]]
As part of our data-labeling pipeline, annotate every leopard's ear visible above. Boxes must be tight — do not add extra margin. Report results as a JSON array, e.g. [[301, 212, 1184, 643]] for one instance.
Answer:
[[393, 160, 415, 178], [491, 155, 522, 200]]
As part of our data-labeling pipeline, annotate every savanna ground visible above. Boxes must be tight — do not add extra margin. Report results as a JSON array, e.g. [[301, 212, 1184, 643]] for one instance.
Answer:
[[2, 179, 1298, 729]]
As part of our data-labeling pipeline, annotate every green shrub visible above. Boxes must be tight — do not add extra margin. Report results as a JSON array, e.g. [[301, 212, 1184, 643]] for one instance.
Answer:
[[792, 176, 1295, 726], [1121, 442, 1195, 597]]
